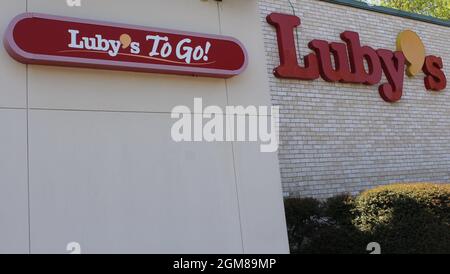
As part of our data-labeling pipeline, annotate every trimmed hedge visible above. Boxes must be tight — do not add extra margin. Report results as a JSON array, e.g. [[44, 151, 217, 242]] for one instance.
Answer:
[[285, 183, 450, 254], [353, 183, 450, 254]]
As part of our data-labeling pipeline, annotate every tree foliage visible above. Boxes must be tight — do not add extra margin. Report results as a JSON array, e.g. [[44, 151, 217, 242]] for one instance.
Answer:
[[378, 0, 450, 20]]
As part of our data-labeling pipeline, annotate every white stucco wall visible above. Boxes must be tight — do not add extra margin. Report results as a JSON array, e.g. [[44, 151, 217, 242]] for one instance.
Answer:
[[0, 0, 289, 254]]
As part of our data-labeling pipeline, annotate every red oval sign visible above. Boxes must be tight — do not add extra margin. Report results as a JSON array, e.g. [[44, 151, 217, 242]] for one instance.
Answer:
[[4, 13, 248, 78]]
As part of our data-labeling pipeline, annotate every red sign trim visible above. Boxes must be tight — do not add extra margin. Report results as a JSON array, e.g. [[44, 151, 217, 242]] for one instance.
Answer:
[[4, 13, 248, 78]]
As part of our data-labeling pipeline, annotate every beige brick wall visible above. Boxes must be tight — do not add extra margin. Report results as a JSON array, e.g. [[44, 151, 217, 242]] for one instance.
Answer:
[[258, 0, 450, 198]]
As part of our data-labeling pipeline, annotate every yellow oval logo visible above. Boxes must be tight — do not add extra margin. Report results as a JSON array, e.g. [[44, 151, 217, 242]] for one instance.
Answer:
[[397, 30, 426, 77]]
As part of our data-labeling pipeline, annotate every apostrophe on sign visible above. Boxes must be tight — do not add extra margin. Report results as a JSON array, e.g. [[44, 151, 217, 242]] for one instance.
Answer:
[[120, 34, 132, 49], [397, 30, 426, 77]]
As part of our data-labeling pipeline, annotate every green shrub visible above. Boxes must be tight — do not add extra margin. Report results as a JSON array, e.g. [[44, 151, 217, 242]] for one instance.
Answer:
[[322, 194, 354, 226], [299, 224, 368, 254], [284, 183, 450, 254], [284, 197, 321, 253], [284, 195, 369, 254], [300, 194, 368, 254], [352, 183, 450, 254]]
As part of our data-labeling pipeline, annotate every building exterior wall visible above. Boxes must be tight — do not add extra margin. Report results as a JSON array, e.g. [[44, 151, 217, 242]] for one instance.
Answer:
[[0, 0, 289, 254], [259, 0, 450, 198]]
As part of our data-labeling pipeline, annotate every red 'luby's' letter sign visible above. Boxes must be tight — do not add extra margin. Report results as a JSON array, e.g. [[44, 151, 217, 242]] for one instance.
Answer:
[[4, 13, 248, 78], [267, 13, 447, 103]]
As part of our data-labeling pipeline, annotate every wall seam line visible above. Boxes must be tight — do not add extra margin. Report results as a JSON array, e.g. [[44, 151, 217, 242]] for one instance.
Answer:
[[217, 1, 245, 254], [25, 0, 32, 256]]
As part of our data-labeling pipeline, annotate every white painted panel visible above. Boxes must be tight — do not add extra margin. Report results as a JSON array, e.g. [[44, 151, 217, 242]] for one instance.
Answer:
[[0, 109, 29, 253], [220, 0, 289, 253], [219, 0, 273, 107], [28, 66, 228, 113], [27, 0, 221, 34], [233, 140, 289, 254], [28, 110, 242, 254], [0, 0, 26, 108]]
